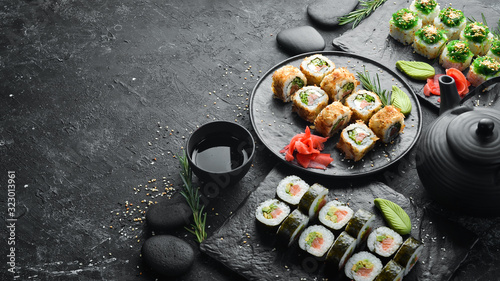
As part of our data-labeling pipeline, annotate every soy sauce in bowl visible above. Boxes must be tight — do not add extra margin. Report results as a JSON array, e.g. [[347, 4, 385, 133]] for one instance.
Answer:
[[192, 134, 251, 173]]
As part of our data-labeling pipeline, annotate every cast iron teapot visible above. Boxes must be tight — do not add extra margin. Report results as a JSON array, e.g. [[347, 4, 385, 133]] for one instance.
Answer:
[[416, 75, 500, 216]]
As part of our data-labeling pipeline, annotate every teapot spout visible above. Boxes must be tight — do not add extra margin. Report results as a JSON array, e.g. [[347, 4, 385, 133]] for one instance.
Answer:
[[438, 75, 461, 115]]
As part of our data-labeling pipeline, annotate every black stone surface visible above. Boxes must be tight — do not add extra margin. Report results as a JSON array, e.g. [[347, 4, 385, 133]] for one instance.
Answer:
[[200, 164, 478, 281], [141, 235, 195, 277], [276, 26, 326, 55], [307, 0, 359, 27], [2, 0, 500, 280], [145, 201, 192, 231]]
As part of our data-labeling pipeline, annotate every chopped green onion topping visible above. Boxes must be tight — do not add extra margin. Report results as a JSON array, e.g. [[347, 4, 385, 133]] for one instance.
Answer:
[[292, 77, 305, 88]]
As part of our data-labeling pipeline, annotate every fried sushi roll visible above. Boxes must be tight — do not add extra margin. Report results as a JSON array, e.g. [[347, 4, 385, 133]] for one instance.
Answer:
[[319, 200, 354, 231], [369, 105, 405, 144], [271, 65, 307, 102], [460, 21, 494, 57], [389, 8, 422, 45], [276, 209, 309, 247], [300, 54, 335, 86], [255, 199, 290, 227], [344, 251, 383, 281], [439, 40, 473, 71], [486, 40, 500, 63], [466, 56, 500, 87], [433, 7, 466, 40], [291, 86, 329, 123], [320, 67, 360, 102], [276, 175, 310, 207], [409, 0, 440, 26], [314, 101, 352, 137], [337, 121, 379, 162], [374, 260, 405, 281], [345, 90, 383, 123], [414, 25, 447, 59], [298, 225, 335, 258], [298, 183, 328, 219], [326, 231, 357, 270], [367, 226, 403, 258], [393, 237, 424, 276]]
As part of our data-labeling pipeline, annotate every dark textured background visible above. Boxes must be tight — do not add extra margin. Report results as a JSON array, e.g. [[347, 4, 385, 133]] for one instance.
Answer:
[[1, 0, 499, 280]]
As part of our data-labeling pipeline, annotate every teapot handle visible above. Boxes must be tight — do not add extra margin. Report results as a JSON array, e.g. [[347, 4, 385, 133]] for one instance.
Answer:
[[460, 76, 500, 105]]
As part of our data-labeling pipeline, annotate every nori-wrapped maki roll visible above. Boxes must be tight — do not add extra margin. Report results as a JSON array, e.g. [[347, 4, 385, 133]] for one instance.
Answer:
[[276, 209, 309, 247], [319, 200, 354, 231], [298, 183, 328, 218], [255, 199, 290, 227], [393, 236, 424, 276], [345, 209, 375, 246], [374, 260, 405, 281], [344, 251, 383, 281], [367, 226, 403, 258], [326, 231, 358, 270], [276, 175, 310, 207], [298, 225, 335, 258]]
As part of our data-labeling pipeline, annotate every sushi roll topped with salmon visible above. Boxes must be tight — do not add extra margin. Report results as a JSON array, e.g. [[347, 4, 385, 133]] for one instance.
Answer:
[[414, 24, 447, 59], [487, 40, 500, 62], [433, 7, 466, 40], [460, 22, 494, 56], [409, 0, 440, 26], [466, 56, 500, 87], [389, 8, 422, 45], [439, 40, 473, 71]]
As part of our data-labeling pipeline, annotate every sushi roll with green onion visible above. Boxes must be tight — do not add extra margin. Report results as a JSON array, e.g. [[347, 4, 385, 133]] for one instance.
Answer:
[[298, 225, 335, 257], [389, 8, 422, 45], [460, 22, 494, 56], [393, 237, 424, 276], [337, 120, 379, 162], [433, 7, 466, 40], [314, 101, 352, 138], [320, 67, 359, 103], [439, 40, 474, 71], [345, 90, 383, 123], [271, 65, 307, 102], [486, 39, 500, 62], [255, 199, 290, 227], [276, 175, 310, 207], [466, 56, 500, 87], [345, 209, 376, 246], [299, 183, 328, 218], [413, 24, 448, 59], [344, 251, 383, 281], [300, 54, 335, 86], [319, 200, 354, 231], [291, 86, 329, 123], [326, 231, 357, 270], [369, 105, 405, 144], [276, 209, 310, 247], [409, 0, 440, 26], [374, 260, 405, 281], [367, 226, 403, 258]]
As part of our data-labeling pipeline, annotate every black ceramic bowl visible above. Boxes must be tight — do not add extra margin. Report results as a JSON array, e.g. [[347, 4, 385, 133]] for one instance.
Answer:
[[186, 121, 255, 188]]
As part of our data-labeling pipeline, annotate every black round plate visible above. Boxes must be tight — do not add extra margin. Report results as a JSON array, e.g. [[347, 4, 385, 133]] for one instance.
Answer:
[[249, 51, 423, 178]]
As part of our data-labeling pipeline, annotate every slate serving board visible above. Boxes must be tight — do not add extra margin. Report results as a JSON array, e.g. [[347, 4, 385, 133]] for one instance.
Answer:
[[332, 0, 500, 109], [250, 51, 422, 178], [200, 164, 478, 281]]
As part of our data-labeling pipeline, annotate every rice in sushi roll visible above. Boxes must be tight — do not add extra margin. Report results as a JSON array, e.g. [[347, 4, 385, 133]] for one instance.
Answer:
[[291, 86, 329, 123], [255, 199, 290, 227], [433, 7, 466, 40], [344, 251, 383, 281], [319, 200, 354, 230], [460, 22, 494, 57], [393, 237, 424, 276], [345, 90, 383, 123], [276, 175, 310, 207], [276, 209, 310, 247], [413, 24, 448, 59], [320, 67, 360, 102], [326, 231, 357, 270], [466, 56, 500, 87], [300, 54, 335, 86], [298, 183, 328, 219], [345, 209, 376, 246], [314, 101, 352, 137], [389, 8, 422, 45], [271, 65, 307, 102], [369, 105, 405, 144], [439, 40, 474, 71], [374, 260, 405, 281], [298, 225, 335, 258], [337, 120, 379, 162], [487, 39, 500, 62], [367, 226, 403, 258], [409, 0, 440, 26]]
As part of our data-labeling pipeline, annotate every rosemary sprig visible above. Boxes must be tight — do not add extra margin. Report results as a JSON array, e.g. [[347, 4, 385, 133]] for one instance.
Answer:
[[357, 68, 390, 106], [339, 0, 387, 29], [179, 150, 207, 243]]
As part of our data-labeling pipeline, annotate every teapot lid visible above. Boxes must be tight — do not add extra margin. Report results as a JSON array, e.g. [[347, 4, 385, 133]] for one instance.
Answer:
[[446, 110, 500, 165]]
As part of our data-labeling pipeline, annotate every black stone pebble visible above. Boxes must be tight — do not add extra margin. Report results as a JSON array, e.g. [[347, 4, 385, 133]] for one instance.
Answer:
[[142, 235, 195, 277], [146, 200, 192, 231], [307, 0, 359, 27], [276, 26, 325, 55]]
